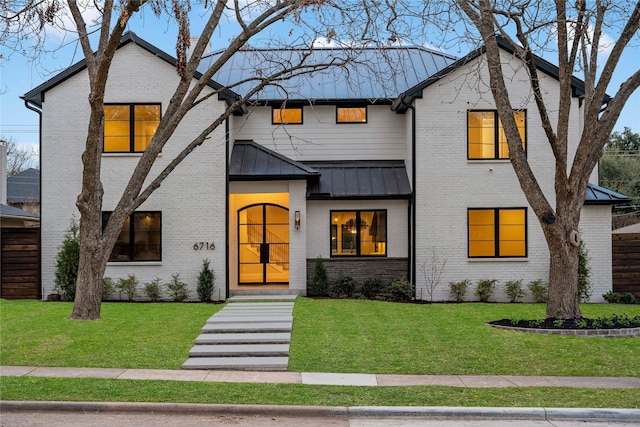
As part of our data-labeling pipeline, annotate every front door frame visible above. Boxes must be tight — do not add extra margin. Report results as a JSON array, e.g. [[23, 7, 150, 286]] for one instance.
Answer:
[[237, 203, 290, 286]]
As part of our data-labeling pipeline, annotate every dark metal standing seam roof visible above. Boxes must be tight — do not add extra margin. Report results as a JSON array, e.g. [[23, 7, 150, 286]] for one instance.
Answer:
[[584, 183, 630, 205], [305, 161, 412, 199], [229, 140, 319, 180], [6, 168, 40, 203]]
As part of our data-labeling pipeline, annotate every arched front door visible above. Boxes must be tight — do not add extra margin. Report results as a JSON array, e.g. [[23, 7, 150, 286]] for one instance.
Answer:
[[238, 204, 289, 285]]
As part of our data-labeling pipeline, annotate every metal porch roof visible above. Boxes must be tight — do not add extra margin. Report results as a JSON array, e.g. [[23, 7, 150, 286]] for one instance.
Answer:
[[229, 140, 319, 180], [305, 161, 411, 199], [584, 183, 630, 205]]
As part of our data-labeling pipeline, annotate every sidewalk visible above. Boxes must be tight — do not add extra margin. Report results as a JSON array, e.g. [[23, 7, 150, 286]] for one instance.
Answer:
[[2, 365, 640, 388]]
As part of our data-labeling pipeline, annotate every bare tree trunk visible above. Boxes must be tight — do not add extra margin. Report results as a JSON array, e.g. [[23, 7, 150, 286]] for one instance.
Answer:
[[543, 220, 581, 319], [70, 211, 108, 320]]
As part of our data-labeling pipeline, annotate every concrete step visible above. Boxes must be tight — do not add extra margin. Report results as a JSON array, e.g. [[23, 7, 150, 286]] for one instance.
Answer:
[[189, 344, 289, 357], [206, 316, 293, 324], [210, 311, 293, 317], [182, 356, 289, 371], [201, 322, 292, 333], [195, 332, 291, 345], [228, 295, 297, 302]]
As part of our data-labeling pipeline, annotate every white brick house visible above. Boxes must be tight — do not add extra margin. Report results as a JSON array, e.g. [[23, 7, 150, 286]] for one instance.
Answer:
[[22, 33, 627, 302]]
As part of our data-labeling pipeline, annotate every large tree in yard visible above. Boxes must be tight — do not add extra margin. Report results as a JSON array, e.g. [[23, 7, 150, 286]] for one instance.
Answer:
[[4, 0, 378, 319], [456, 0, 640, 319]]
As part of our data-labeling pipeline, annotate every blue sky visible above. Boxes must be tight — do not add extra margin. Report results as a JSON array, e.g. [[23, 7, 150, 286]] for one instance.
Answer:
[[1, 5, 638, 161]]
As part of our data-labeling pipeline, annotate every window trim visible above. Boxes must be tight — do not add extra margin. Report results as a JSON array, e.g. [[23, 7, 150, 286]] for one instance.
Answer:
[[103, 103, 162, 153], [467, 207, 528, 258], [336, 105, 368, 124], [467, 110, 527, 160], [330, 209, 387, 257], [103, 211, 162, 262], [271, 105, 304, 125]]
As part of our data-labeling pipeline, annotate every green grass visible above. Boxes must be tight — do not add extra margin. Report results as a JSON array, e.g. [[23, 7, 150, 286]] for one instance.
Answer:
[[289, 298, 640, 376], [0, 300, 221, 369], [1, 377, 638, 408], [1, 298, 639, 377]]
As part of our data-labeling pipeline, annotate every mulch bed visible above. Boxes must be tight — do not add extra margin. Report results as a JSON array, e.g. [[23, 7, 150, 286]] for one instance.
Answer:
[[489, 316, 640, 330]]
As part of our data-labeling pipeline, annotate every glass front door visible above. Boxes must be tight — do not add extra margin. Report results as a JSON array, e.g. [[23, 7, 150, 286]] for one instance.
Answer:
[[238, 204, 289, 285]]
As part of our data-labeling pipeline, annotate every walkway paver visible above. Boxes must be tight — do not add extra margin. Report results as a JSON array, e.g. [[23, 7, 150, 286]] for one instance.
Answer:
[[182, 296, 295, 370]]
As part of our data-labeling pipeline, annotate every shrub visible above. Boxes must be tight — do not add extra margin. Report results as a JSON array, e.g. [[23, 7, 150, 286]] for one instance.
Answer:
[[102, 277, 115, 301], [311, 257, 329, 296], [505, 280, 526, 303], [361, 277, 383, 299], [605, 292, 639, 305], [167, 273, 189, 302], [388, 277, 413, 302], [578, 240, 592, 302], [54, 218, 80, 301], [603, 291, 621, 304], [196, 259, 216, 302], [144, 278, 162, 302], [449, 280, 470, 303], [332, 275, 356, 298], [475, 279, 497, 302], [117, 275, 138, 301], [528, 279, 549, 303]]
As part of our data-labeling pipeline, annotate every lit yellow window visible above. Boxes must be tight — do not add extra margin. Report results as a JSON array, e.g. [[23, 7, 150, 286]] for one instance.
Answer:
[[337, 107, 367, 123], [104, 104, 160, 152], [468, 111, 525, 159], [272, 107, 302, 124], [468, 208, 526, 257], [331, 210, 386, 257]]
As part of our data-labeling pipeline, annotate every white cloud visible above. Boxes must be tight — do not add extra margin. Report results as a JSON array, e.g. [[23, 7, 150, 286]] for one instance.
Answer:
[[554, 18, 616, 60]]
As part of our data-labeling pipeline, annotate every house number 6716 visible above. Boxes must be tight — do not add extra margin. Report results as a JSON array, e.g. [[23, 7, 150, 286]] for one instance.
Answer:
[[193, 242, 215, 250]]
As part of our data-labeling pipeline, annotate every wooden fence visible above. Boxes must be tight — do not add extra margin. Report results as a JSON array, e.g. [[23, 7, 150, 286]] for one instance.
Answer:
[[612, 233, 640, 296], [1, 227, 40, 299]]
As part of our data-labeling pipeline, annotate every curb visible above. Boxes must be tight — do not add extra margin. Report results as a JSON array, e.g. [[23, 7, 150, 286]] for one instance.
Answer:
[[2, 401, 639, 422]]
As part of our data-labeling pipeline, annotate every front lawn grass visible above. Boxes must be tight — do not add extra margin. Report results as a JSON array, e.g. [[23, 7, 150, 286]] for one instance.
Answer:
[[289, 298, 640, 377], [1, 298, 639, 376], [0, 300, 220, 369], [1, 377, 638, 408]]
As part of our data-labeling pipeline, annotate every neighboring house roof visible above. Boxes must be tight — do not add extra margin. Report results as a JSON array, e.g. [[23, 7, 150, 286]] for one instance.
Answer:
[[0, 203, 40, 221], [613, 222, 640, 234], [6, 168, 40, 203], [21, 32, 238, 108], [200, 46, 458, 102], [230, 140, 319, 180], [584, 183, 630, 205], [305, 161, 412, 199]]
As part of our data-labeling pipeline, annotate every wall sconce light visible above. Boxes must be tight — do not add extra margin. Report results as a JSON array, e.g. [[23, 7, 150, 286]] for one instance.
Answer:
[[295, 211, 301, 230]]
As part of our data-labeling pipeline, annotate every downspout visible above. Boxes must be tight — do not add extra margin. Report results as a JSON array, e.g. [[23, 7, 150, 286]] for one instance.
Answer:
[[400, 98, 416, 292], [225, 117, 230, 300], [24, 99, 43, 300]]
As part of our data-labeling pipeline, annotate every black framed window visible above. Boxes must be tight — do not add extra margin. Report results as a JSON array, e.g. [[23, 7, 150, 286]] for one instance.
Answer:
[[331, 210, 386, 256], [103, 211, 162, 262], [336, 106, 367, 123], [272, 106, 303, 124], [104, 104, 161, 152], [468, 208, 527, 258], [468, 110, 526, 159]]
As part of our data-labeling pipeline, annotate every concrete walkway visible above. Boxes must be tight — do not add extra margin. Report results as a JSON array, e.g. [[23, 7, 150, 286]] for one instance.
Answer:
[[2, 366, 639, 388]]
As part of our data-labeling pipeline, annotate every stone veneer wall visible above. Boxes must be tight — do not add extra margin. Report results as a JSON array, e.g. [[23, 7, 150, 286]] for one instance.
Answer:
[[306, 257, 408, 295]]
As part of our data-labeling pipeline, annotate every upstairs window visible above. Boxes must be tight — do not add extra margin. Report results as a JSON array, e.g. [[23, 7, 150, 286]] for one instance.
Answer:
[[468, 110, 526, 159], [103, 211, 162, 262], [331, 210, 386, 257], [272, 106, 303, 124], [468, 208, 527, 258], [337, 106, 367, 123], [104, 104, 161, 153]]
